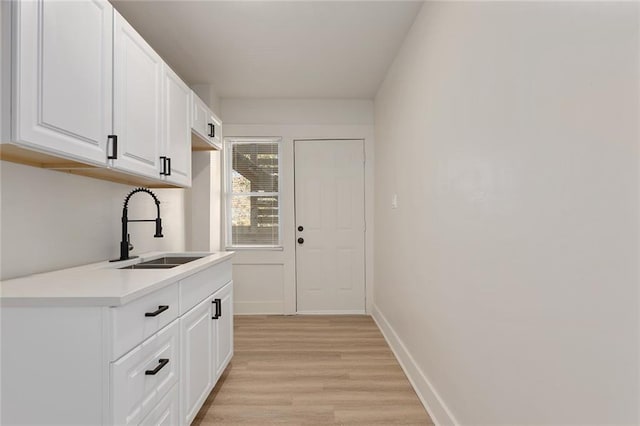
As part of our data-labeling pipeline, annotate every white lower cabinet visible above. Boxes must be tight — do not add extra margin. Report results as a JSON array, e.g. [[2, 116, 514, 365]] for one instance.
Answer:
[[180, 297, 214, 425], [111, 319, 180, 426], [213, 282, 234, 379], [180, 280, 234, 425], [0, 257, 233, 426], [139, 384, 181, 426]]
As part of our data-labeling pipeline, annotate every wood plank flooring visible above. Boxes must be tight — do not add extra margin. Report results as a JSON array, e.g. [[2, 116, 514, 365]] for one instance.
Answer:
[[193, 315, 433, 425]]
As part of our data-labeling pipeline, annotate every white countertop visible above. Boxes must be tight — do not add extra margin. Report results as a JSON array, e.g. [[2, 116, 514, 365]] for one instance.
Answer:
[[0, 251, 234, 307]]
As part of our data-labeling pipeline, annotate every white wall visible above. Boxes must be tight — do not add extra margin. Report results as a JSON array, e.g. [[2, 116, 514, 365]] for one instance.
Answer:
[[0, 161, 186, 280], [221, 98, 374, 314], [222, 99, 373, 125], [185, 151, 221, 252], [373, 2, 638, 425]]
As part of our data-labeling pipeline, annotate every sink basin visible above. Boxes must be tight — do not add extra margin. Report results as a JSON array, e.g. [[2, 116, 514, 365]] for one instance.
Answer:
[[119, 255, 205, 270], [140, 256, 204, 265], [119, 264, 178, 270]]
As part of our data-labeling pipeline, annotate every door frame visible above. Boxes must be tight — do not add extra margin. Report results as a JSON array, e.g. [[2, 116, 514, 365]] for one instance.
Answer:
[[220, 122, 375, 316], [293, 138, 367, 314]]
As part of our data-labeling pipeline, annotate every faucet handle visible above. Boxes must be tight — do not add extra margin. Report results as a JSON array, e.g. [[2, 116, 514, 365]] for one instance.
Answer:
[[127, 234, 134, 251], [154, 218, 163, 238]]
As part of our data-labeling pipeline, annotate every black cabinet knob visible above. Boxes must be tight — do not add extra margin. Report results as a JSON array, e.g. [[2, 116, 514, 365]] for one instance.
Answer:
[[297, 237, 304, 244], [297, 226, 304, 232]]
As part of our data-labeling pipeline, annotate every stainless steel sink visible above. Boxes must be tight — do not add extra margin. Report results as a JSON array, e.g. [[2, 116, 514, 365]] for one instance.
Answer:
[[119, 264, 178, 270], [139, 256, 204, 265], [119, 255, 205, 270]]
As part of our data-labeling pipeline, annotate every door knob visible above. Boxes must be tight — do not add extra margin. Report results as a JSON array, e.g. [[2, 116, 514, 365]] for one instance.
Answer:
[[297, 237, 304, 244], [297, 226, 304, 232]]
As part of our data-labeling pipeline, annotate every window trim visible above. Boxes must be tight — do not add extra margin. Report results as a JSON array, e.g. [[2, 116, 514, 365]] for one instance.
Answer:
[[224, 137, 283, 249]]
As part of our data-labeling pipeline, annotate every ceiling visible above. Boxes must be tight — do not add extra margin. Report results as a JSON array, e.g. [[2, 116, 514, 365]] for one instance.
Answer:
[[110, 1, 423, 99]]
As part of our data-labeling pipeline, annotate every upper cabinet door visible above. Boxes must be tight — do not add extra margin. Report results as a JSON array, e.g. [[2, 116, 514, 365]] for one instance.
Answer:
[[207, 113, 222, 150], [190, 92, 209, 142], [190, 92, 222, 151], [163, 65, 191, 187], [113, 11, 162, 179], [14, 0, 113, 165]]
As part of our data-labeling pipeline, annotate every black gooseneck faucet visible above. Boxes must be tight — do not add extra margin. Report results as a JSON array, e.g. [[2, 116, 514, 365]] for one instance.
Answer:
[[110, 188, 163, 262]]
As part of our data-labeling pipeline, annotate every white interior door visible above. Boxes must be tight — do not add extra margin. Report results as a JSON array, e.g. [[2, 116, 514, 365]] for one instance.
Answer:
[[295, 140, 365, 313]]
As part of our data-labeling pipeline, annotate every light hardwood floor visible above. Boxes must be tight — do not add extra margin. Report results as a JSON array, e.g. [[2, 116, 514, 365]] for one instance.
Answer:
[[193, 315, 433, 425]]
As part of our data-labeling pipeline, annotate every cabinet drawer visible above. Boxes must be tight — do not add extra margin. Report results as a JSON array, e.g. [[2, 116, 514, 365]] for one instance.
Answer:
[[111, 283, 179, 360], [180, 261, 232, 314], [111, 319, 179, 426], [139, 382, 180, 426]]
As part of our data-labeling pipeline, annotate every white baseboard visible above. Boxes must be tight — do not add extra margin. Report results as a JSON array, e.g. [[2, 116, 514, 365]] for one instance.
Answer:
[[234, 301, 283, 314], [372, 305, 458, 426], [296, 310, 366, 315]]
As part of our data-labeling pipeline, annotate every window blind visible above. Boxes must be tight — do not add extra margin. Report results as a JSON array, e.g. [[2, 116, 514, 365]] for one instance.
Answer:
[[226, 139, 281, 247]]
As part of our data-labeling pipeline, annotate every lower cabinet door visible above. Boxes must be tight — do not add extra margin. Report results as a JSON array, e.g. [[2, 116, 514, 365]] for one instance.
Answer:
[[139, 383, 180, 426], [180, 297, 214, 425], [213, 281, 234, 379], [111, 319, 179, 426]]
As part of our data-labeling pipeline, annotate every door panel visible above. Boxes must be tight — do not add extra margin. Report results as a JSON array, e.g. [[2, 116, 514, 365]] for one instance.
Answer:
[[15, 0, 112, 164], [138, 384, 179, 426], [213, 282, 233, 379], [111, 320, 179, 426], [180, 298, 213, 425], [163, 65, 191, 186], [295, 140, 365, 313], [113, 11, 162, 178]]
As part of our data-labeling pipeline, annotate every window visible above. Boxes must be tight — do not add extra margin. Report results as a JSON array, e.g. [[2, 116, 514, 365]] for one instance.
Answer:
[[225, 138, 281, 248]]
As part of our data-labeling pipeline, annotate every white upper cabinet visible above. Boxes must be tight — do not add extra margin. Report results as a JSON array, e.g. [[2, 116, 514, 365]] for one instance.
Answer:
[[190, 91, 222, 151], [13, 0, 113, 165], [112, 10, 162, 179], [4, 2, 196, 187], [162, 65, 191, 187], [191, 92, 209, 142], [208, 112, 222, 150]]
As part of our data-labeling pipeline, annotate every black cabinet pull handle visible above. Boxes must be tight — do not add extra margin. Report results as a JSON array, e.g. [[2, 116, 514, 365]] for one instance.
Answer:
[[166, 157, 171, 176], [297, 226, 304, 232], [212, 298, 221, 319], [107, 135, 118, 159], [208, 123, 215, 138], [145, 358, 169, 375], [297, 237, 304, 244], [145, 305, 169, 317], [160, 156, 167, 175]]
